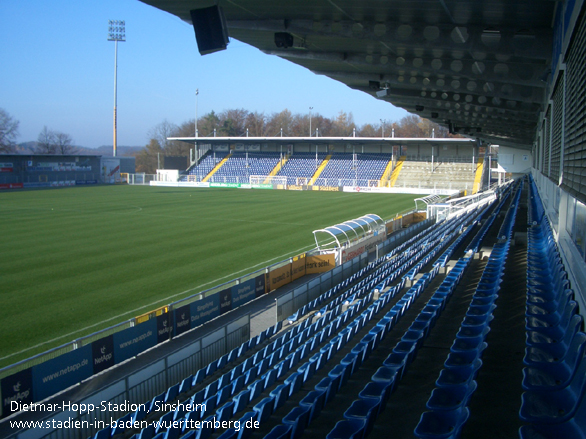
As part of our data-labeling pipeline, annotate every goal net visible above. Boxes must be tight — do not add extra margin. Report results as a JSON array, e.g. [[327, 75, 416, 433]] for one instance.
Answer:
[[249, 175, 288, 188]]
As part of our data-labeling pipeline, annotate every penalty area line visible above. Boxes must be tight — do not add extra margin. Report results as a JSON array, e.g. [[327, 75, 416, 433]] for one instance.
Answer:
[[0, 243, 315, 362]]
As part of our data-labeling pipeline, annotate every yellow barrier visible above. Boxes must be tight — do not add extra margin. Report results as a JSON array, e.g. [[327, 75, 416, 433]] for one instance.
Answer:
[[135, 305, 169, 324], [472, 158, 484, 194], [389, 156, 406, 187], [269, 264, 292, 291], [291, 255, 307, 281], [305, 254, 336, 274], [309, 153, 331, 185]]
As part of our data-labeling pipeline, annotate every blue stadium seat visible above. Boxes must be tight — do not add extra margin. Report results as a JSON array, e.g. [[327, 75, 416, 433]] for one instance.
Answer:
[[326, 418, 367, 439], [522, 332, 586, 391], [425, 381, 478, 411], [285, 371, 304, 396], [435, 360, 482, 387], [300, 388, 327, 424], [414, 407, 470, 439], [216, 401, 235, 423], [282, 405, 311, 439], [263, 424, 292, 439], [252, 396, 275, 424], [233, 388, 251, 415], [270, 383, 291, 411], [179, 375, 193, 395], [519, 355, 586, 424], [217, 385, 232, 406], [343, 398, 381, 437]]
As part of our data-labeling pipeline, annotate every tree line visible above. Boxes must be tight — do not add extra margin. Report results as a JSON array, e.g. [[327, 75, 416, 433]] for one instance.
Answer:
[[135, 109, 460, 173], [1, 108, 76, 155], [0, 106, 460, 174]]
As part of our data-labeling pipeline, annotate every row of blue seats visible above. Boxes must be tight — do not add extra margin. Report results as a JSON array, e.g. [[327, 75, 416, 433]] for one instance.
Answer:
[[527, 174, 545, 225], [122, 308, 341, 439], [465, 190, 512, 254], [110, 183, 498, 439], [96, 323, 285, 439], [519, 183, 586, 439], [179, 185, 502, 439], [342, 257, 475, 439], [414, 181, 523, 438], [183, 292, 379, 439], [139, 210, 473, 438], [263, 263, 441, 439], [436, 201, 495, 267], [187, 151, 229, 176], [156, 310, 348, 439], [275, 205, 494, 438], [287, 205, 479, 325], [323, 253, 480, 438]]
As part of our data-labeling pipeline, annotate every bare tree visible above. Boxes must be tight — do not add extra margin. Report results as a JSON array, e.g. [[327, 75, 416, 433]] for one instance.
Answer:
[[0, 108, 19, 153], [246, 111, 267, 137], [54, 131, 75, 154], [135, 138, 163, 173], [357, 123, 380, 137], [148, 120, 179, 151], [36, 126, 57, 154], [220, 109, 249, 136], [265, 109, 294, 137]]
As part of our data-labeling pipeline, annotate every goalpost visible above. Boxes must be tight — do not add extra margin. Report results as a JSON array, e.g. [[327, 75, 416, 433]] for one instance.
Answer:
[[249, 175, 288, 189]]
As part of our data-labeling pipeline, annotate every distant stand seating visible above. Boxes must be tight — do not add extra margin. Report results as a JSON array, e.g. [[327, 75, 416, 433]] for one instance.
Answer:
[[394, 156, 477, 192], [184, 150, 229, 181], [316, 153, 392, 187], [277, 153, 327, 185], [211, 152, 281, 183], [182, 151, 478, 189]]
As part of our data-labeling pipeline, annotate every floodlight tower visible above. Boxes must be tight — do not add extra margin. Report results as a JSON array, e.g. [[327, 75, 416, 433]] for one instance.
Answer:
[[108, 20, 125, 157]]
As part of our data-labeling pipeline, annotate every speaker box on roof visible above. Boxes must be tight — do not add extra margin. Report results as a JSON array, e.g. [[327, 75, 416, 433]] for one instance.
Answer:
[[190, 6, 229, 55]]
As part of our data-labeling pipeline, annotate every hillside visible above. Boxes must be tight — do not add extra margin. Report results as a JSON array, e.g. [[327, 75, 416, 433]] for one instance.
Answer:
[[11, 142, 143, 156]]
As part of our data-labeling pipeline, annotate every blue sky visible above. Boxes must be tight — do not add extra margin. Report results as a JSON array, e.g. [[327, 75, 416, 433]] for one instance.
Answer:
[[0, 0, 408, 149]]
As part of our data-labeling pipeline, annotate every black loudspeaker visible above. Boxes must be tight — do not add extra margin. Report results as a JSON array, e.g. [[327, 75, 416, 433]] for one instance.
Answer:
[[274, 32, 294, 48], [190, 6, 229, 55]]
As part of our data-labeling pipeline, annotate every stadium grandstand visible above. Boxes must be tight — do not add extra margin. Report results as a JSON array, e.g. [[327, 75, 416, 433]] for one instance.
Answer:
[[174, 137, 483, 194], [3, 1, 586, 439]]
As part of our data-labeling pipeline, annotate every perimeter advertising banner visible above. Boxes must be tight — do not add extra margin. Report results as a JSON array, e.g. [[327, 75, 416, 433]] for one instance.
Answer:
[[174, 304, 192, 336], [156, 312, 173, 343], [112, 319, 157, 364], [1, 368, 33, 418], [255, 273, 266, 297], [291, 256, 306, 281], [305, 254, 336, 274], [269, 264, 291, 291], [91, 335, 115, 375], [32, 345, 93, 402], [231, 278, 257, 308], [189, 293, 220, 328], [219, 287, 232, 315], [340, 234, 386, 263]]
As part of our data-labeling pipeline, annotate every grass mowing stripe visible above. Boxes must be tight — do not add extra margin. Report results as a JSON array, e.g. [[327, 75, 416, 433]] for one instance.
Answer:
[[0, 186, 423, 366]]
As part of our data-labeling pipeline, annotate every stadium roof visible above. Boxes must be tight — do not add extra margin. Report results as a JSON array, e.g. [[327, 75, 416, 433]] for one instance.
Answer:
[[170, 136, 477, 146], [141, 0, 556, 150]]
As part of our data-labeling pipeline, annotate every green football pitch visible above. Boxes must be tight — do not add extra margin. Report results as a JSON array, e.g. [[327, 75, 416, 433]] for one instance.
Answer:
[[0, 185, 422, 367]]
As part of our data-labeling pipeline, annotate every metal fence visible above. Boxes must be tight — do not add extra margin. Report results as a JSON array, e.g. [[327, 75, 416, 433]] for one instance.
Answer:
[[275, 252, 368, 322], [12, 314, 250, 439]]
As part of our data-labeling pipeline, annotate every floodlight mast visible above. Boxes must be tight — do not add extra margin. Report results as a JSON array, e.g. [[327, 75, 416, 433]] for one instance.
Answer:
[[108, 20, 125, 158]]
